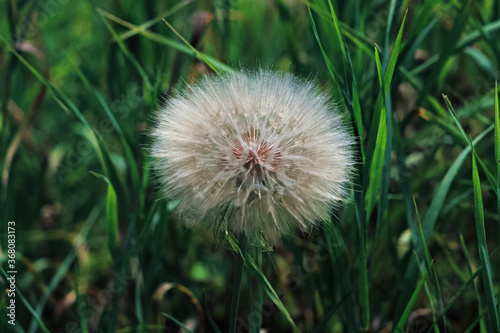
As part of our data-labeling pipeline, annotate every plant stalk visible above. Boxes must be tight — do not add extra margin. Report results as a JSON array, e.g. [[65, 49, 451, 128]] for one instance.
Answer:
[[229, 234, 247, 333]]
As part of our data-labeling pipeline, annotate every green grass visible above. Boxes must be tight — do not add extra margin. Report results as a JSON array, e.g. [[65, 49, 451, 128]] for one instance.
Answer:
[[1, 0, 500, 332]]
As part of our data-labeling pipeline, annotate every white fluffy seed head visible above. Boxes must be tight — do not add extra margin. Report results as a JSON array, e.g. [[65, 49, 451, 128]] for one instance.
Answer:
[[151, 70, 355, 244]]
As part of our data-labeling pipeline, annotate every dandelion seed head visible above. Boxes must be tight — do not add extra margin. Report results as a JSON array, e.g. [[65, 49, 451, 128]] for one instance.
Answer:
[[151, 70, 355, 244]]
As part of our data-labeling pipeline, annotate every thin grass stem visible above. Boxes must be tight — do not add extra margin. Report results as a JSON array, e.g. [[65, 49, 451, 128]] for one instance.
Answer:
[[229, 234, 248, 333]]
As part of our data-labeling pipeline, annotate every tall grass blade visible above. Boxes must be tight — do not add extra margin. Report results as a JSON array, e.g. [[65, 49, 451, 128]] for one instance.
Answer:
[[495, 82, 500, 221], [202, 290, 223, 333], [307, 3, 342, 93], [27, 208, 98, 333], [245, 254, 298, 332], [162, 19, 220, 74], [395, 124, 494, 320], [162, 313, 194, 333], [229, 234, 247, 333], [394, 267, 429, 332], [443, 95, 498, 195], [91, 171, 120, 252], [71, 63, 142, 207], [365, 47, 387, 222], [471, 147, 500, 332], [97, 8, 233, 72], [425, 268, 483, 333]]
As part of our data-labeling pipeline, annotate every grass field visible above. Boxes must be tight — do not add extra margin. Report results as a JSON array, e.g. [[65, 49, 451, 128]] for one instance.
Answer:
[[1, 0, 500, 332]]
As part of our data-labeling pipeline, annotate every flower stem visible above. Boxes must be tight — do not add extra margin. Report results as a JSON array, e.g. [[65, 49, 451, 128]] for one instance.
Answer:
[[249, 247, 263, 333], [229, 234, 247, 333]]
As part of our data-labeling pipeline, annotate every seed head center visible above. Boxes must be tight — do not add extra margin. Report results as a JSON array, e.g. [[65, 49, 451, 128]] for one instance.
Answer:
[[232, 127, 281, 181]]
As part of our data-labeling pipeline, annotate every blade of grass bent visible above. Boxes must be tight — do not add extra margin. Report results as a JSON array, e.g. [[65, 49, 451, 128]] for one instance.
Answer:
[[228, 232, 297, 332], [162, 313, 193, 333], [98, 7, 232, 73], [383, 0, 399, 68], [229, 234, 247, 333], [366, 47, 387, 223], [98, 11, 154, 93], [414, 198, 446, 331], [162, 19, 220, 74], [27, 208, 99, 333], [244, 254, 297, 332], [119, 0, 193, 41], [90, 171, 120, 253], [326, 0, 355, 100], [0, 33, 128, 208], [307, 3, 343, 97], [460, 234, 487, 331], [443, 95, 498, 195], [303, 0, 373, 55], [365, 12, 406, 181], [425, 268, 483, 333]]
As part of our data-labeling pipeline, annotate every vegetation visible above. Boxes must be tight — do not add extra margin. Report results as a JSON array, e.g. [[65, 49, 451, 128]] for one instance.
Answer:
[[1, 0, 500, 332]]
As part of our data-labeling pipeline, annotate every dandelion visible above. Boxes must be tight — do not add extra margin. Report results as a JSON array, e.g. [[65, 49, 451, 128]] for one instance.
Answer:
[[151, 70, 355, 244]]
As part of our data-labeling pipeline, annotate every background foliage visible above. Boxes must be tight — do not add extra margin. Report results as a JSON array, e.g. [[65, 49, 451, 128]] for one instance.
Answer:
[[1, 0, 500, 332]]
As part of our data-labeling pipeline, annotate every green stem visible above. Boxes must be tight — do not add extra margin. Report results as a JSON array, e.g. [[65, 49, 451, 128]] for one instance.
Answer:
[[229, 234, 247, 333], [249, 248, 263, 333], [359, 225, 370, 331]]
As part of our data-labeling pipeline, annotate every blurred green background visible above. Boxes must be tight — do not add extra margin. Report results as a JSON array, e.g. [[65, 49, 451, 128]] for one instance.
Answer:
[[1, 0, 500, 332]]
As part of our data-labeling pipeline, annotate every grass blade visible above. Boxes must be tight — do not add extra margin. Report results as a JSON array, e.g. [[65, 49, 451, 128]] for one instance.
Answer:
[[365, 13, 406, 222], [394, 266, 429, 332], [97, 10, 154, 93], [307, 3, 342, 94], [162, 313, 193, 333], [27, 208, 99, 333], [394, 124, 494, 320], [0, 32, 129, 210], [471, 146, 500, 332], [1, 269, 51, 333], [322, 221, 358, 329], [97, 7, 233, 73], [91, 171, 119, 252], [460, 234, 487, 331], [414, 197, 446, 330]]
